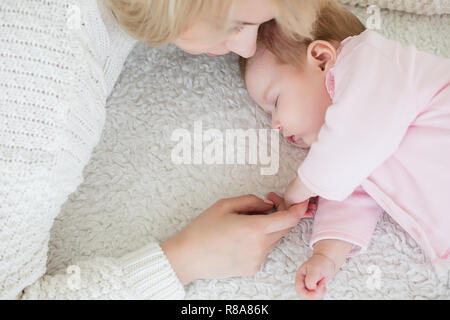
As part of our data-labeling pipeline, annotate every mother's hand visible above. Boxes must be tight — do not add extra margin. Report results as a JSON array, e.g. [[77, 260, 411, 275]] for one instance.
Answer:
[[160, 193, 310, 285]]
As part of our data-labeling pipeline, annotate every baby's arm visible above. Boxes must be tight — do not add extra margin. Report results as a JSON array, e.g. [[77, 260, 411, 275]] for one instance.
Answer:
[[296, 186, 383, 299], [284, 176, 318, 209], [295, 239, 353, 300]]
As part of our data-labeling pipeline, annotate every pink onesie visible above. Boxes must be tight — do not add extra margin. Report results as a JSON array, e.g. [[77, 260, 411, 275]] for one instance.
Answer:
[[297, 30, 450, 275]]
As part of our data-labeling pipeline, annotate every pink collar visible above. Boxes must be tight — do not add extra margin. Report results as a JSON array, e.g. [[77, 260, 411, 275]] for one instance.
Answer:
[[325, 35, 354, 100]]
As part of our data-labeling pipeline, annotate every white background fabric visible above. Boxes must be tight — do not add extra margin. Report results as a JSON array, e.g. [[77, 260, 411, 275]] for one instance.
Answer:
[[47, 5, 450, 299]]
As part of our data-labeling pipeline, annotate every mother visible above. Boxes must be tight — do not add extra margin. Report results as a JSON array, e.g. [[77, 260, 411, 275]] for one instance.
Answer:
[[0, 0, 321, 299]]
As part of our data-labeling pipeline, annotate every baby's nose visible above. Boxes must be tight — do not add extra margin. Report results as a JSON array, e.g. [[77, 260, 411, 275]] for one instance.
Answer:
[[272, 121, 281, 131]]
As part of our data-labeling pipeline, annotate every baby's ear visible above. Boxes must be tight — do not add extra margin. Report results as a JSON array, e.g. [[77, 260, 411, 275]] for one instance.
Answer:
[[306, 40, 337, 72]]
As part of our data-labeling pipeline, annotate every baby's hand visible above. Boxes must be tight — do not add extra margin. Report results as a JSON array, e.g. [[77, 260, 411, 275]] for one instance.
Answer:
[[295, 253, 336, 300], [284, 176, 317, 209]]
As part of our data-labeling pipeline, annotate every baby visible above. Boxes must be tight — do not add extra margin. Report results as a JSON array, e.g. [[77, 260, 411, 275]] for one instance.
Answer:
[[240, 3, 450, 299]]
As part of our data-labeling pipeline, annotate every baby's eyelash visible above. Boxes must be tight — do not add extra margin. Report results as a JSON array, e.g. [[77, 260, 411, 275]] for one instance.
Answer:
[[275, 96, 279, 109]]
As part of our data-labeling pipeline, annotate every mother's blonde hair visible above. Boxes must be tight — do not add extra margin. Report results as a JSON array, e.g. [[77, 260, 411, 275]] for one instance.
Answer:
[[103, 0, 323, 46]]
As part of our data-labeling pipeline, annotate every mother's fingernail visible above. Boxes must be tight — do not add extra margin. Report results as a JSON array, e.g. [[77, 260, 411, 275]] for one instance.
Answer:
[[263, 199, 274, 205]]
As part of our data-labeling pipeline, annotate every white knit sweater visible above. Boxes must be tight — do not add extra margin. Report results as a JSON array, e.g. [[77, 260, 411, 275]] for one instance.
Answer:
[[0, 0, 184, 299], [0, 0, 447, 300]]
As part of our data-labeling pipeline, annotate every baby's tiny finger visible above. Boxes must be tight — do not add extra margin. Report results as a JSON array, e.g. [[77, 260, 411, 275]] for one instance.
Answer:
[[266, 192, 286, 210], [316, 278, 327, 299], [295, 278, 311, 298], [295, 268, 306, 284], [298, 287, 322, 300], [304, 210, 315, 218]]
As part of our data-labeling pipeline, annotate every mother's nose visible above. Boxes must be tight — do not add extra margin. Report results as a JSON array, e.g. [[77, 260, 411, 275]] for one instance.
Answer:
[[225, 28, 258, 58]]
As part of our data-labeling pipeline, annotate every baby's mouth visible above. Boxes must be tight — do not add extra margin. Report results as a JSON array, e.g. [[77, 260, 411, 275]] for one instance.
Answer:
[[286, 135, 309, 148], [286, 135, 296, 143]]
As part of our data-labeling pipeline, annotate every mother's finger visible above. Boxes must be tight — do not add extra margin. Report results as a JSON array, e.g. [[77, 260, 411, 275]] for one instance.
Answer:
[[255, 202, 307, 233], [267, 239, 278, 253], [223, 194, 274, 213], [266, 227, 291, 245]]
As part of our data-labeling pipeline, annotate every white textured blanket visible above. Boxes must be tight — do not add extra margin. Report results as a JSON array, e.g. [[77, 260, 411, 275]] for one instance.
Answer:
[[48, 5, 450, 299]]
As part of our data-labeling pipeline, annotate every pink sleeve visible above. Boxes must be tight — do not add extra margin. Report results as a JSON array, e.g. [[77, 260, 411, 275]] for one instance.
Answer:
[[298, 31, 419, 201], [309, 185, 383, 257]]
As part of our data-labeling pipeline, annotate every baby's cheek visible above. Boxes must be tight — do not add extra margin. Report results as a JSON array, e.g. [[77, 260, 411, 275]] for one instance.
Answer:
[[303, 133, 317, 147]]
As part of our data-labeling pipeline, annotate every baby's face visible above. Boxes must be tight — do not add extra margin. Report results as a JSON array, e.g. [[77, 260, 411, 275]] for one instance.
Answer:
[[245, 48, 332, 148]]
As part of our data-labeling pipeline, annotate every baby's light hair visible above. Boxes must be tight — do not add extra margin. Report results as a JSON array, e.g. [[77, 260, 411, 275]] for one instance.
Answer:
[[240, 0, 366, 78], [270, 0, 323, 41], [103, 0, 236, 46]]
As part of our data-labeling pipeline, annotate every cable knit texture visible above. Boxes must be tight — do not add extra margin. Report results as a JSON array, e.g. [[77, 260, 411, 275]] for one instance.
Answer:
[[0, 0, 184, 299], [0, 0, 449, 300]]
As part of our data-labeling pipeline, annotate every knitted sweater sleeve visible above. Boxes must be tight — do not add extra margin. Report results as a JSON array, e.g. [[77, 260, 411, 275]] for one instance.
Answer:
[[0, 0, 185, 299], [17, 242, 186, 300]]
